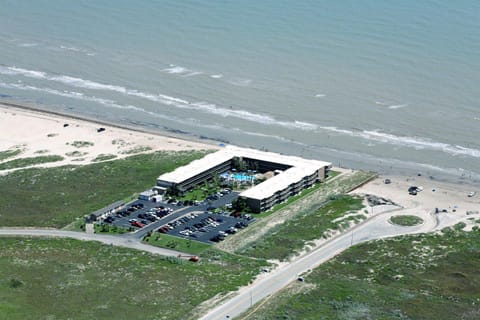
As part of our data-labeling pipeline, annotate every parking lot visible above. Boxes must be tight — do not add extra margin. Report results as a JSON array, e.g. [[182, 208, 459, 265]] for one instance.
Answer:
[[98, 190, 252, 243], [159, 211, 254, 243]]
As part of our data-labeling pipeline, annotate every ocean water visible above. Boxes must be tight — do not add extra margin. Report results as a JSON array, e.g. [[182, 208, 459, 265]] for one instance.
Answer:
[[0, 0, 479, 182]]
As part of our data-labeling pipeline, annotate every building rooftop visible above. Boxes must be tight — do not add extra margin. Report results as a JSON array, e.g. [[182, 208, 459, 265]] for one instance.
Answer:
[[239, 165, 319, 200], [90, 200, 125, 218], [157, 145, 332, 199]]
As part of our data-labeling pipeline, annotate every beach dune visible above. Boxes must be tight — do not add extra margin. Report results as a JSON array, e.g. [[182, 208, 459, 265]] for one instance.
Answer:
[[0, 103, 216, 173]]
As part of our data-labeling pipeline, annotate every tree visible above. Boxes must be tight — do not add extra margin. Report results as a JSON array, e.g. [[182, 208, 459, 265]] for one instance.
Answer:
[[232, 197, 248, 211]]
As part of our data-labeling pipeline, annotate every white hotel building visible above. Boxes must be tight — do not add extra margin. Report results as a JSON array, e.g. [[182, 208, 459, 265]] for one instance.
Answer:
[[157, 146, 332, 212]]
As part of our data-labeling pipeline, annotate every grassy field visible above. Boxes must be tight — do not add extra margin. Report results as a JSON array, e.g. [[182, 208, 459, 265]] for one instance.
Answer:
[[237, 195, 365, 261], [390, 215, 424, 227], [0, 155, 64, 170], [0, 237, 268, 320], [143, 233, 211, 255], [241, 225, 480, 320], [0, 150, 210, 227]]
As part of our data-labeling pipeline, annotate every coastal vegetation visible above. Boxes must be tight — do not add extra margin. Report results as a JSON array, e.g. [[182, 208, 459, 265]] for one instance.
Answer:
[[94, 223, 130, 234], [239, 225, 480, 320], [120, 146, 152, 154], [0, 238, 267, 320], [237, 195, 365, 260], [0, 155, 64, 171], [0, 148, 22, 161], [390, 215, 424, 227], [67, 140, 94, 148], [0, 150, 210, 227], [143, 233, 211, 255], [65, 151, 88, 157], [92, 154, 117, 162]]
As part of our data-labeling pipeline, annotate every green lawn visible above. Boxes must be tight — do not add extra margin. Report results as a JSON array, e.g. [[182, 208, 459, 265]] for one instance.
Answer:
[[0, 155, 64, 170], [240, 225, 480, 320], [143, 233, 211, 255], [237, 195, 365, 260], [0, 150, 211, 227], [0, 238, 268, 320]]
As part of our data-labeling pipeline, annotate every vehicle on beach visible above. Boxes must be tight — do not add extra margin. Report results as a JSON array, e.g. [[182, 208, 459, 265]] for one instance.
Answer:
[[468, 191, 476, 197]]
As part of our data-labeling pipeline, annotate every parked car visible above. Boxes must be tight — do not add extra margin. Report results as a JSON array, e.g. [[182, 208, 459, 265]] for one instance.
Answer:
[[131, 221, 145, 228], [468, 191, 476, 197]]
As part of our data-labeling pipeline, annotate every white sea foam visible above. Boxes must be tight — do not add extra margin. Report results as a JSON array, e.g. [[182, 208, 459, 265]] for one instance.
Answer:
[[0, 65, 316, 132], [184, 71, 203, 77], [162, 65, 190, 74], [0, 82, 182, 123], [1, 66, 47, 79], [315, 93, 326, 98], [210, 74, 223, 79], [388, 104, 408, 109], [60, 45, 80, 52], [229, 79, 252, 86], [320, 146, 480, 179], [189, 102, 318, 131], [375, 100, 408, 110], [19, 43, 38, 48], [319, 126, 480, 158]]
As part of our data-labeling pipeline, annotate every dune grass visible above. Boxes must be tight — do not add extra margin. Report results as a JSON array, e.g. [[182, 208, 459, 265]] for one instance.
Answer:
[[0, 155, 64, 170], [237, 195, 365, 261], [390, 215, 424, 227], [0, 150, 211, 227], [240, 225, 480, 320], [143, 233, 211, 255], [0, 149, 22, 161], [0, 237, 267, 320]]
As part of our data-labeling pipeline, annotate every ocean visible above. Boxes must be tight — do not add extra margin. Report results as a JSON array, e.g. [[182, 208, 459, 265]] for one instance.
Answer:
[[0, 0, 479, 183]]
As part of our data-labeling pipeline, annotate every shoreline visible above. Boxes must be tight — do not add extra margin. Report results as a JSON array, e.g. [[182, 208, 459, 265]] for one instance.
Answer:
[[0, 99, 221, 148], [1, 99, 480, 190], [0, 101, 218, 172]]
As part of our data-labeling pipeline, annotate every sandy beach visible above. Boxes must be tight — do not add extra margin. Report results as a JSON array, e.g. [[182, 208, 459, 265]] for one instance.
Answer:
[[0, 103, 217, 173], [352, 175, 479, 231]]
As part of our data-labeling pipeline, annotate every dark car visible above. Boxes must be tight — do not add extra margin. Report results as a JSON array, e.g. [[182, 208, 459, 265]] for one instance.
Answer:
[[408, 186, 419, 195]]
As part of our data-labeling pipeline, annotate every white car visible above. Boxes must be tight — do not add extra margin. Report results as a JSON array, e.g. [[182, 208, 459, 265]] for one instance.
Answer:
[[468, 191, 476, 197]]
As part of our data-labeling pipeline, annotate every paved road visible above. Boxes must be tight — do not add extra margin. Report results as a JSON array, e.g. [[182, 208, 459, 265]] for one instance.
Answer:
[[200, 208, 438, 320], [0, 228, 184, 257]]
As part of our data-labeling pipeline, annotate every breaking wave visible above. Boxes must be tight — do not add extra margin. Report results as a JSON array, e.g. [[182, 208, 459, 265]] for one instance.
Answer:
[[319, 126, 480, 158], [0, 65, 318, 131]]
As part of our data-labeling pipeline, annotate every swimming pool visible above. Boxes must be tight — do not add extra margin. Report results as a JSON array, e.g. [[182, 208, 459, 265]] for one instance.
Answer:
[[221, 172, 256, 182]]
